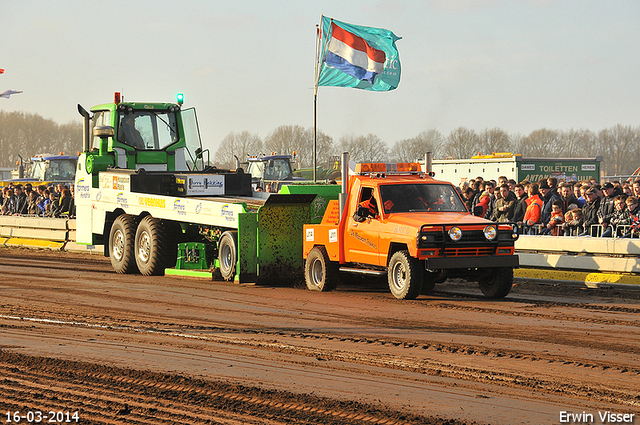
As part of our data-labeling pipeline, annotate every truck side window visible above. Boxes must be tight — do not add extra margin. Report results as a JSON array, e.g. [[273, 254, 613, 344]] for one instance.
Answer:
[[354, 187, 377, 222]]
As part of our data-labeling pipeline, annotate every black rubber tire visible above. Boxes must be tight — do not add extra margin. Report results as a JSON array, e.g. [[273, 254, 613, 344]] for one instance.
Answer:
[[109, 215, 138, 274], [478, 267, 514, 299], [387, 251, 423, 300], [305, 246, 339, 292], [218, 231, 238, 281], [134, 216, 168, 276]]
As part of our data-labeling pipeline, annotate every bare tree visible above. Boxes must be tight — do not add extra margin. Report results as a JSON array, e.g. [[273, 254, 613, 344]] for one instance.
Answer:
[[391, 129, 444, 162], [314, 129, 337, 169], [262, 125, 336, 169], [558, 129, 596, 158], [3, 108, 640, 182], [340, 134, 389, 163], [477, 127, 511, 155], [0, 111, 81, 168], [598, 125, 640, 176], [263, 125, 307, 160], [444, 127, 479, 159], [213, 131, 263, 169], [519, 128, 561, 157]]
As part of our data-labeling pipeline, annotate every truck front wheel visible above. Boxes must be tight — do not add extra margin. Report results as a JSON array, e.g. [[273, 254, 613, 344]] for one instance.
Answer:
[[135, 216, 168, 276], [388, 251, 423, 300], [305, 246, 338, 292], [478, 267, 513, 298], [218, 231, 238, 281], [109, 215, 138, 274]]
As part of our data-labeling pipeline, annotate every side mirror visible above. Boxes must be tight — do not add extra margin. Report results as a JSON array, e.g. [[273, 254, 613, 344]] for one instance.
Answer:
[[93, 126, 114, 138], [473, 205, 483, 217], [357, 205, 371, 217]]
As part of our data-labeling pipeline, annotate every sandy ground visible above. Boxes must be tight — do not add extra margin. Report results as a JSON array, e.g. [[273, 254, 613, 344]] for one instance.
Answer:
[[0, 246, 638, 424]]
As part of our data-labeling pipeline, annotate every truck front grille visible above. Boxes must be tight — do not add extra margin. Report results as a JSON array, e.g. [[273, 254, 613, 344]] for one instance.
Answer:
[[443, 247, 495, 256]]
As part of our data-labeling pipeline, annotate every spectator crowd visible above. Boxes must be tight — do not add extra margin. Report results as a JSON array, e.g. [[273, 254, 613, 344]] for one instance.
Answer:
[[1, 182, 75, 218], [458, 175, 640, 238]]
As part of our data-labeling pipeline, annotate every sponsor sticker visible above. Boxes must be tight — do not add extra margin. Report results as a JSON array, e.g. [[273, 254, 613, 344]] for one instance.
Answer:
[[173, 199, 186, 215], [116, 192, 128, 208], [138, 196, 166, 208], [221, 204, 235, 221]]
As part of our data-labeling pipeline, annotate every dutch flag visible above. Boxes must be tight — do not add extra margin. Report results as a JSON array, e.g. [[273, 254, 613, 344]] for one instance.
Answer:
[[325, 22, 386, 84]]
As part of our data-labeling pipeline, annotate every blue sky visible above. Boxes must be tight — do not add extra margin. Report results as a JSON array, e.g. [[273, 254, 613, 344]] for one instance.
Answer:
[[1, 0, 638, 154]]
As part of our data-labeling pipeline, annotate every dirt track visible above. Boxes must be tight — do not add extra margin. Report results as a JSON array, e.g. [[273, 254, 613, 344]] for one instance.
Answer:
[[0, 247, 639, 424]]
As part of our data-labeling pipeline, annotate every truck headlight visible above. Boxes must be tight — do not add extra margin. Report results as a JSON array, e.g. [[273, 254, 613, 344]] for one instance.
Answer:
[[448, 226, 462, 242], [484, 225, 497, 241]]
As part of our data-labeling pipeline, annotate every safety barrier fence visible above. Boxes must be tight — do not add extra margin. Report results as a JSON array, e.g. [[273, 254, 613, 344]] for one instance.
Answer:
[[0, 216, 95, 252], [1, 216, 640, 273], [515, 234, 640, 273]]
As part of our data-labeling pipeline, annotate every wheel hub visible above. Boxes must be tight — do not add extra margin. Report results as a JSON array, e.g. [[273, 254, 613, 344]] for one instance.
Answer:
[[221, 244, 232, 269], [113, 230, 125, 261], [138, 231, 151, 263], [391, 262, 407, 291], [311, 258, 324, 286]]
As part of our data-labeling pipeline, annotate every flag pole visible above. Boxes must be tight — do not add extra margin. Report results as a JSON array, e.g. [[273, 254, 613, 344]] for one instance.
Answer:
[[313, 19, 323, 182]]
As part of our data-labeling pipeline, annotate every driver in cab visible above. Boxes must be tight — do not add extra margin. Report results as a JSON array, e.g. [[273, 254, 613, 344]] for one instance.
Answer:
[[354, 195, 378, 222], [121, 114, 145, 149]]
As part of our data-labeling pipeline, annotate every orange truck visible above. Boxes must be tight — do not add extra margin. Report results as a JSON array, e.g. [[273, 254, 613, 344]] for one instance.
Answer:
[[302, 161, 519, 300]]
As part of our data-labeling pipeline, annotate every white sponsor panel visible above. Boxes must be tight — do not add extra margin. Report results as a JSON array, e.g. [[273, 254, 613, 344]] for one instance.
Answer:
[[306, 228, 315, 242], [99, 173, 131, 191], [178, 175, 225, 195]]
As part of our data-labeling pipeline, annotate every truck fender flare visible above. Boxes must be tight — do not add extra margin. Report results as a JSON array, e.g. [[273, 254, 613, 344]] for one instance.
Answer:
[[104, 208, 129, 256], [386, 242, 409, 267]]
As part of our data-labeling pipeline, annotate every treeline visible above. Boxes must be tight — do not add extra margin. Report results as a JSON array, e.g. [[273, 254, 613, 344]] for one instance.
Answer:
[[0, 111, 82, 168], [214, 124, 640, 178], [1, 110, 638, 178]]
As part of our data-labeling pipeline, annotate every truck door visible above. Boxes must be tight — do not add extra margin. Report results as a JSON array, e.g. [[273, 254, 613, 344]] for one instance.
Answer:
[[344, 186, 382, 266]]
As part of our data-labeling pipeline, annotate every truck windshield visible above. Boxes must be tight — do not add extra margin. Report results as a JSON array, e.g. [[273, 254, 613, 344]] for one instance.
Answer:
[[117, 110, 178, 150], [379, 184, 467, 213], [44, 159, 76, 181], [247, 158, 292, 181], [30, 160, 76, 181]]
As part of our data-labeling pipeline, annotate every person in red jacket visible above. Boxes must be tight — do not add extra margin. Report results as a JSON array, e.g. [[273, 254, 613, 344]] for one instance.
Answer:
[[523, 183, 543, 234], [476, 191, 492, 218]]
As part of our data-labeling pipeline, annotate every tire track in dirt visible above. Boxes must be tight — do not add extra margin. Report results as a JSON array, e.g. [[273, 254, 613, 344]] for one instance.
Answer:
[[0, 350, 453, 425], [1, 247, 640, 424]]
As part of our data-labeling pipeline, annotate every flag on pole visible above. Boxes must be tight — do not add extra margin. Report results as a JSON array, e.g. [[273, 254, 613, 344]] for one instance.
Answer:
[[317, 17, 401, 91]]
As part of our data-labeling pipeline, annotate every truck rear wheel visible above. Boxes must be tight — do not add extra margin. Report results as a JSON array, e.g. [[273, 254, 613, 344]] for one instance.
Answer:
[[388, 251, 423, 300], [218, 231, 238, 281], [135, 216, 168, 276], [109, 214, 138, 274], [305, 246, 338, 292], [478, 267, 513, 298]]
